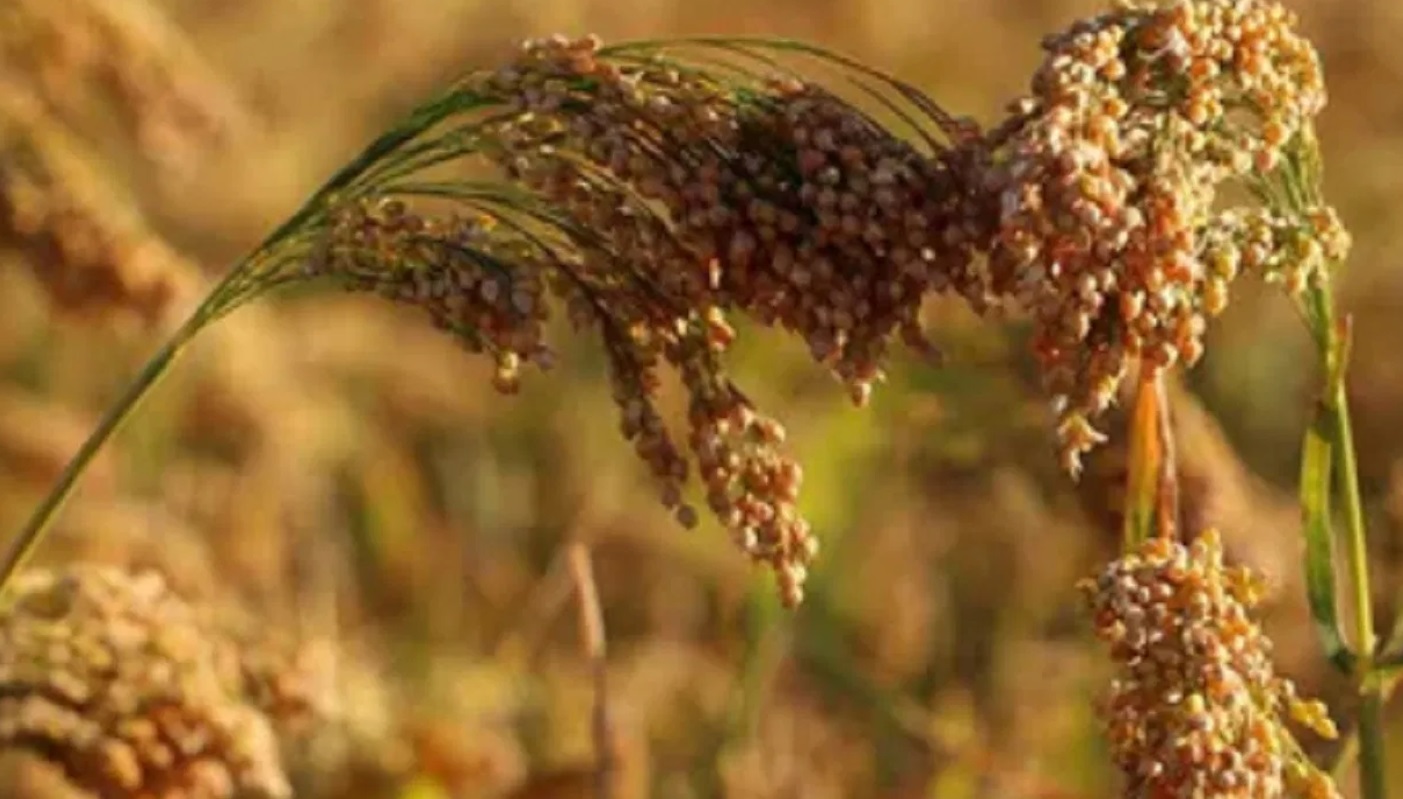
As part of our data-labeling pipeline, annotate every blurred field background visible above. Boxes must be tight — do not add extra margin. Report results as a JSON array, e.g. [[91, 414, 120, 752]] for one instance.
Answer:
[[2, 0, 1403, 796]]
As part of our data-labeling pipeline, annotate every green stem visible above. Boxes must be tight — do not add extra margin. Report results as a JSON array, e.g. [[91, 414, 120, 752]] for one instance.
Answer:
[[1358, 682, 1388, 799], [0, 50, 639, 595], [1333, 381, 1387, 799], [1317, 289, 1387, 799], [1271, 131, 1387, 795], [0, 310, 204, 594], [1333, 673, 1401, 781]]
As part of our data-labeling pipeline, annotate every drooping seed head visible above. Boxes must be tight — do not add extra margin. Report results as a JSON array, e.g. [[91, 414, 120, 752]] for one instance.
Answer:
[[300, 34, 999, 605]]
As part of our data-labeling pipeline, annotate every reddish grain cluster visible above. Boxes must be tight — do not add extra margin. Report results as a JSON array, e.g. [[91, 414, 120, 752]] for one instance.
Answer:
[[480, 35, 990, 402], [309, 197, 555, 393], [309, 34, 1002, 604]]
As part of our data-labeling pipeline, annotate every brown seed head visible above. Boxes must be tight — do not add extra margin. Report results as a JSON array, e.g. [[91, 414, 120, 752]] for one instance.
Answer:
[[0, 0, 244, 173], [0, 90, 199, 327], [0, 567, 289, 798], [479, 36, 987, 401], [304, 35, 1000, 604]]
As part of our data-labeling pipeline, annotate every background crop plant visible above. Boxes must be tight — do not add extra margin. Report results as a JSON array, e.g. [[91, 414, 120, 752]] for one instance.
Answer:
[[0, 0, 1397, 797]]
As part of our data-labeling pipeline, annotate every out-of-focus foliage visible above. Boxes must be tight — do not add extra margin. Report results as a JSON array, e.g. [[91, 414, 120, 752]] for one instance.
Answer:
[[1, 0, 1401, 796]]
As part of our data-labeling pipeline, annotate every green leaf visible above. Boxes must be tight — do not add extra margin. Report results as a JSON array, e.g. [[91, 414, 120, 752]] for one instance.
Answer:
[[1300, 395, 1355, 673]]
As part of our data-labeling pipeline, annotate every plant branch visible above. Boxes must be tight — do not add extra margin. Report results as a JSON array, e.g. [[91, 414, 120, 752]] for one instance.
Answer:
[[0, 306, 206, 594], [1312, 284, 1386, 799], [1153, 372, 1180, 539], [1123, 369, 1163, 548], [568, 540, 614, 799]]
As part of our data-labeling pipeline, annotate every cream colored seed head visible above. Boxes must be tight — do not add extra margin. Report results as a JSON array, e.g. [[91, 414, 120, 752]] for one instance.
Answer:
[[0, 567, 289, 798], [1083, 531, 1338, 799], [984, 0, 1335, 474]]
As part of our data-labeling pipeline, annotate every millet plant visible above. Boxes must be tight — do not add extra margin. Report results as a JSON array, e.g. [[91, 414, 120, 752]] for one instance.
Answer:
[[2, 0, 1397, 796]]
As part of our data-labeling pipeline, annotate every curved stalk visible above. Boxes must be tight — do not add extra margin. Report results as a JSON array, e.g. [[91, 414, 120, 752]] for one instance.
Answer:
[[0, 308, 204, 593]]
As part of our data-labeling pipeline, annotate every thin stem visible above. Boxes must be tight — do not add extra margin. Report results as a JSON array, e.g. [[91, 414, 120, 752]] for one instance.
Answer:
[[1123, 368, 1163, 549], [491, 546, 576, 661], [1357, 685, 1388, 799], [0, 69, 473, 596], [0, 309, 205, 593], [1332, 364, 1387, 799], [1153, 372, 1180, 539], [1268, 133, 1386, 795], [1332, 672, 1401, 781], [1315, 287, 1387, 799], [1333, 371, 1374, 652], [567, 540, 614, 799]]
